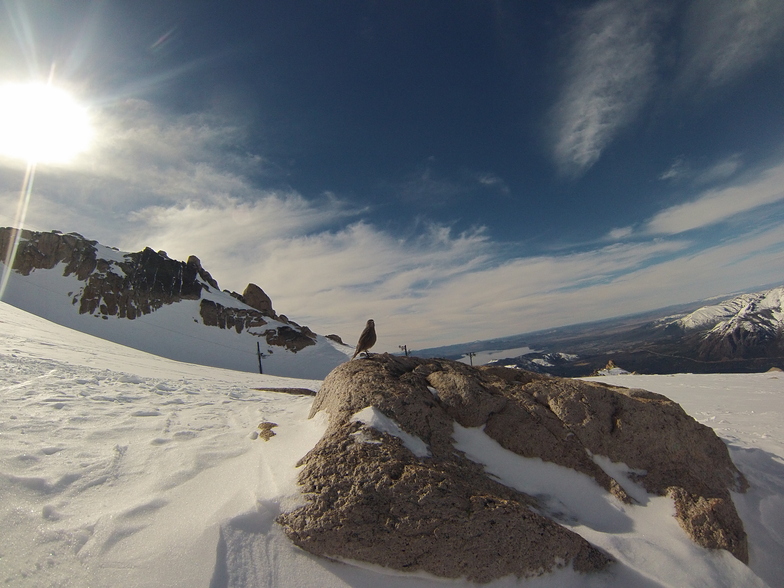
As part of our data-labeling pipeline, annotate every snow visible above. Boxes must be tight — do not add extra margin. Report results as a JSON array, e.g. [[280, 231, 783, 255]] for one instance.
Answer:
[[351, 406, 431, 458], [532, 358, 553, 367], [594, 367, 631, 376], [1, 301, 783, 588]]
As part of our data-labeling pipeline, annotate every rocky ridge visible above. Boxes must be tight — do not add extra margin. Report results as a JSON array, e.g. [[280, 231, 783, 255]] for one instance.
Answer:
[[278, 354, 748, 583], [0, 227, 317, 353]]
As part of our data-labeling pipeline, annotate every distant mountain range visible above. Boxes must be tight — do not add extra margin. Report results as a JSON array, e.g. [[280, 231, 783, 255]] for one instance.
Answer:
[[418, 286, 784, 376], [0, 227, 351, 378]]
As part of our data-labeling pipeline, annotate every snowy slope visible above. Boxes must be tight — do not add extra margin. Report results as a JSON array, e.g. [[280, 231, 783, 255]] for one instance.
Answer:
[[679, 286, 784, 332], [1, 236, 352, 379], [1, 302, 783, 588]]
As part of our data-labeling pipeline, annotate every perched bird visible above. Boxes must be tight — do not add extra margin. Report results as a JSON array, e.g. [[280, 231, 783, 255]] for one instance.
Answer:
[[352, 319, 377, 359]]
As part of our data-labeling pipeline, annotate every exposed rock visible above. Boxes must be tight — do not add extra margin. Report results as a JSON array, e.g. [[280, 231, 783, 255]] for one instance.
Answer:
[[326, 334, 346, 345], [524, 378, 748, 562], [279, 356, 613, 582], [199, 299, 269, 333], [252, 387, 317, 396], [1, 227, 98, 280], [257, 421, 278, 441], [187, 255, 219, 289], [262, 325, 316, 353], [78, 247, 205, 319], [199, 300, 314, 352], [278, 355, 748, 583], [286, 319, 316, 339], [589, 359, 631, 376], [242, 283, 277, 318]]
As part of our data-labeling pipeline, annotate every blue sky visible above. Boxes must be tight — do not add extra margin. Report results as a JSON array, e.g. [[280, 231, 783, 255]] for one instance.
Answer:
[[1, 0, 784, 351]]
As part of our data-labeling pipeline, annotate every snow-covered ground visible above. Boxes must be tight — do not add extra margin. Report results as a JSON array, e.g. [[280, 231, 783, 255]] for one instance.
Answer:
[[1, 300, 783, 587]]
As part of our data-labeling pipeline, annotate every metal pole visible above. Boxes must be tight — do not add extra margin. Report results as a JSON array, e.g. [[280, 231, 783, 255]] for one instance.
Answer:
[[257, 342, 263, 374]]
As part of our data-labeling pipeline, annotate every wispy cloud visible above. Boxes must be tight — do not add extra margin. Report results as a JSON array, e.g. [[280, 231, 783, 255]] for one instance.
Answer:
[[680, 0, 784, 88], [606, 226, 634, 241], [475, 172, 510, 195], [645, 160, 784, 235], [659, 156, 689, 181], [659, 153, 743, 185], [390, 162, 511, 206], [693, 153, 743, 185], [551, 0, 659, 176]]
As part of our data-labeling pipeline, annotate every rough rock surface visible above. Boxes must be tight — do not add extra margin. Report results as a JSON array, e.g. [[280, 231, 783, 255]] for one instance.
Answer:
[[278, 355, 748, 583], [241, 283, 278, 318], [200, 299, 268, 332], [1, 228, 98, 280]]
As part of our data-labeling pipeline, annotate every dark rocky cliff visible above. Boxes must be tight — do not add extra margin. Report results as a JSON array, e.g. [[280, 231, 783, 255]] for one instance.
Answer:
[[0, 227, 317, 353]]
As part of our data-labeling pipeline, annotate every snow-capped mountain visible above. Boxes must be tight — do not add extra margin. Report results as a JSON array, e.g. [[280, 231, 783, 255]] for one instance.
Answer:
[[0, 227, 351, 378], [673, 286, 784, 361], [423, 285, 784, 376]]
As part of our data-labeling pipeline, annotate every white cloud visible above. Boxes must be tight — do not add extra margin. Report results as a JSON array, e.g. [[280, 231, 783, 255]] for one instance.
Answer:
[[476, 172, 510, 195], [694, 153, 743, 185], [659, 154, 743, 185], [645, 161, 784, 235], [681, 0, 784, 88], [551, 0, 658, 176], [606, 226, 634, 240]]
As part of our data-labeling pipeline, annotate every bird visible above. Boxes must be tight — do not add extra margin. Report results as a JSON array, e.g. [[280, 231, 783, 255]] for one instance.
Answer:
[[352, 319, 376, 359]]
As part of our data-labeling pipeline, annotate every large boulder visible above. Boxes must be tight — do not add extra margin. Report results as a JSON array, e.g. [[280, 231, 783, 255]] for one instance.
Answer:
[[278, 354, 748, 583], [242, 282, 277, 318]]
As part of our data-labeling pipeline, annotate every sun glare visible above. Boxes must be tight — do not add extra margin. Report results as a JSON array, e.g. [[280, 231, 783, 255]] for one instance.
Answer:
[[0, 82, 92, 165]]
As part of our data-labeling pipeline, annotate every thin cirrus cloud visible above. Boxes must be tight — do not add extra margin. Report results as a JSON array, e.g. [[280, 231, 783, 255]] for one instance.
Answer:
[[550, 0, 658, 176], [680, 0, 784, 88], [551, 0, 784, 177], [645, 160, 784, 235], [658, 154, 743, 185]]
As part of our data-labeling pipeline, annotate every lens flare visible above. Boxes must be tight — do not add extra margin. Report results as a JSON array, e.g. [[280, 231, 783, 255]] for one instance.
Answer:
[[0, 82, 91, 165], [0, 81, 92, 300]]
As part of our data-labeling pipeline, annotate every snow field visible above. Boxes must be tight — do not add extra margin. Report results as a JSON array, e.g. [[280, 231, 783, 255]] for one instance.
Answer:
[[1, 301, 783, 587]]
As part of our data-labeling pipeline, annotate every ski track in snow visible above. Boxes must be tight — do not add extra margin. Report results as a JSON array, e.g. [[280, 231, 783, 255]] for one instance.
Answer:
[[1, 301, 783, 587]]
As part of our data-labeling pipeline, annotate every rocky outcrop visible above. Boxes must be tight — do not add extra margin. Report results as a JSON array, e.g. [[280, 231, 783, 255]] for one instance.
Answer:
[[1, 228, 220, 319], [0, 228, 98, 280], [242, 283, 277, 318], [199, 299, 269, 332], [261, 325, 316, 352], [278, 355, 748, 582], [78, 247, 211, 318], [198, 301, 315, 352], [2, 227, 321, 354]]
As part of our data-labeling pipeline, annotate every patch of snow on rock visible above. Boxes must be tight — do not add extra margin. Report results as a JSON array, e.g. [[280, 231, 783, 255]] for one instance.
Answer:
[[350, 406, 431, 458]]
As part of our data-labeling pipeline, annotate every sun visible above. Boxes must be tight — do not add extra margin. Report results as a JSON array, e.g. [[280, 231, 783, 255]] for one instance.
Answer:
[[0, 82, 92, 165]]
